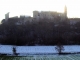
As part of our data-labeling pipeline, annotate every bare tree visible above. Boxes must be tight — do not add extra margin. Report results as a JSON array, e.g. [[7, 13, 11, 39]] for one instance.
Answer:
[[13, 46, 17, 56], [55, 42, 64, 55]]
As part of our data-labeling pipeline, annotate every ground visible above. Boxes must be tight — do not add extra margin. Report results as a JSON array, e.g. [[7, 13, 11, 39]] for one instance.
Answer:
[[0, 54, 80, 60]]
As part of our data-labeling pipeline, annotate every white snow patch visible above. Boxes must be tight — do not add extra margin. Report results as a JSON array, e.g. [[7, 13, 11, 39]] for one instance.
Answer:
[[16, 46, 58, 54], [63, 45, 80, 53], [0, 45, 80, 55], [0, 45, 13, 54]]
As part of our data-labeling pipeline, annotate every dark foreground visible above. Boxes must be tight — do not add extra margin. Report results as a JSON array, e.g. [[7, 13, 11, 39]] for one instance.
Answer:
[[0, 54, 80, 60]]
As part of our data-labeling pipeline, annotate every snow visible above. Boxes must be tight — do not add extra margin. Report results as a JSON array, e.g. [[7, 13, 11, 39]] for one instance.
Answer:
[[63, 45, 80, 53], [0, 45, 13, 54], [16, 45, 80, 55], [16, 46, 58, 54], [0, 45, 80, 55]]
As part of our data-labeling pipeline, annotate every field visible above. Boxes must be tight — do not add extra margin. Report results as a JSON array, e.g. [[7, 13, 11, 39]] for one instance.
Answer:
[[0, 54, 80, 60]]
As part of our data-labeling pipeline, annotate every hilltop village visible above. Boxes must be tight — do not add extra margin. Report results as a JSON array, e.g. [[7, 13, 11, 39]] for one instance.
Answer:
[[0, 6, 80, 46], [3, 6, 67, 24]]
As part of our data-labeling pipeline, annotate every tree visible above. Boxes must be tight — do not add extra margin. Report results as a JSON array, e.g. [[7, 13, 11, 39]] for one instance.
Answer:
[[55, 43, 64, 54], [55, 36, 64, 54], [13, 46, 18, 56]]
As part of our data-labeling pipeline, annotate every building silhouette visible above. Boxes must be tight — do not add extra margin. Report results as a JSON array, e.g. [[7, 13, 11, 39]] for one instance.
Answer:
[[33, 6, 67, 20], [5, 12, 9, 21], [64, 5, 67, 19]]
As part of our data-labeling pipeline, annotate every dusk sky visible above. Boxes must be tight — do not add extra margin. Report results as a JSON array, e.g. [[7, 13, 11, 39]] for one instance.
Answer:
[[0, 0, 80, 21]]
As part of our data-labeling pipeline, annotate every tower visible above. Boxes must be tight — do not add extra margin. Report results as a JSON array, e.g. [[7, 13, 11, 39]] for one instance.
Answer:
[[33, 11, 39, 18], [64, 5, 67, 18], [5, 12, 9, 21]]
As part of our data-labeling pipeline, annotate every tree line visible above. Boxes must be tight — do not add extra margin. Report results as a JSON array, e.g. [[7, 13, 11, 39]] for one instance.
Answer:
[[0, 17, 80, 46]]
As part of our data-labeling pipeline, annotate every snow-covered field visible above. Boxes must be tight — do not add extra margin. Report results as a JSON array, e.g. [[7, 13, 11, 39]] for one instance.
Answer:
[[0, 45, 80, 60], [0, 45, 13, 54], [0, 45, 80, 55]]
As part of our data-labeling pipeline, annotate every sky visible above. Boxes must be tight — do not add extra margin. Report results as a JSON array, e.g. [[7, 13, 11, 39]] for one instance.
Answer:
[[0, 0, 80, 21]]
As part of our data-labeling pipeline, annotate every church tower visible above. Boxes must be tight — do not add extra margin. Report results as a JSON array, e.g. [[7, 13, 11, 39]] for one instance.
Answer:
[[5, 12, 9, 22], [64, 5, 67, 18]]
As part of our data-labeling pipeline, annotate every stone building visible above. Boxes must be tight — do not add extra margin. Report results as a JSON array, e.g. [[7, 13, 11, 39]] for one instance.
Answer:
[[33, 6, 67, 20], [5, 12, 9, 21]]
